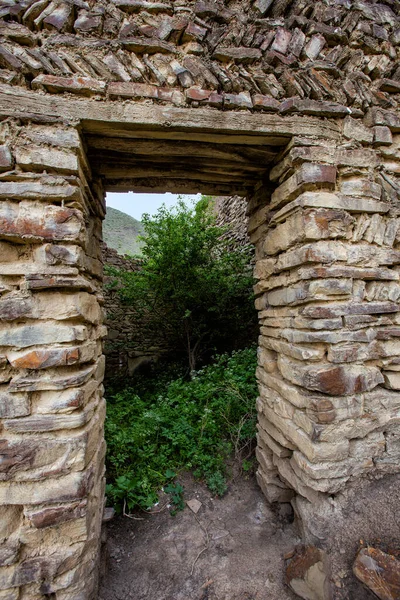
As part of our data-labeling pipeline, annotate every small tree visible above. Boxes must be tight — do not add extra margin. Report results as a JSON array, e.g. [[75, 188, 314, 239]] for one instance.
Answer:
[[110, 197, 256, 372]]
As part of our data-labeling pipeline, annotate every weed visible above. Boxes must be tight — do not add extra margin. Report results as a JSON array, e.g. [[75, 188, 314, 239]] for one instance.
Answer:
[[105, 347, 258, 512]]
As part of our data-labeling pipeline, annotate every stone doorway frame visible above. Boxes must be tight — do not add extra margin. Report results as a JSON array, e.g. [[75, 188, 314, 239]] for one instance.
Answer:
[[0, 84, 399, 599]]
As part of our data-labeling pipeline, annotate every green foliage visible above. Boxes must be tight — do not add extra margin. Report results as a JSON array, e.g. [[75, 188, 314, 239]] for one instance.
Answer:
[[105, 347, 258, 513], [107, 197, 256, 371]]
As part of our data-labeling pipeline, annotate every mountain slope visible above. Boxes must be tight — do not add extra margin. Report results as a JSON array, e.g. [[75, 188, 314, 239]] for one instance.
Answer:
[[103, 207, 144, 256]]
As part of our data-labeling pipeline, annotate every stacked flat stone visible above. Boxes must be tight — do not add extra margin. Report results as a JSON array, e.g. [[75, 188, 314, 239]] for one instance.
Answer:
[[102, 244, 172, 378], [0, 1, 398, 113], [0, 0, 399, 598], [0, 121, 106, 599], [248, 114, 400, 541]]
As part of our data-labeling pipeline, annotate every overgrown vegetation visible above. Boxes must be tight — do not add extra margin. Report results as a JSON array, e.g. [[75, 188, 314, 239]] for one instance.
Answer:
[[105, 197, 257, 372], [105, 197, 258, 514], [105, 347, 258, 513]]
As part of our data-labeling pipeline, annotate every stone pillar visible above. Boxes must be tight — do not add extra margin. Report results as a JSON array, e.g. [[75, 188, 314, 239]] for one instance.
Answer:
[[0, 119, 106, 599], [251, 119, 400, 544]]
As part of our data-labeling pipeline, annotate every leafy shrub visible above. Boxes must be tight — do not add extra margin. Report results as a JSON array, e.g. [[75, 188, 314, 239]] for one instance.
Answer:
[[105, 347, 258, 512], [106, 198, 257, 371]]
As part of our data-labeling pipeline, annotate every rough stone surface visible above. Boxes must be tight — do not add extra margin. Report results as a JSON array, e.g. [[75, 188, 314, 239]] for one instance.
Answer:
[[286, 545, 332, 600], [0, 1, 399, 598], [353, 547, 400, 600]]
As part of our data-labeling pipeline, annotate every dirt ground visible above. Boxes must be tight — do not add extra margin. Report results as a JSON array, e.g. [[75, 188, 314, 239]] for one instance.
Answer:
[[99, 473, 301, 600]]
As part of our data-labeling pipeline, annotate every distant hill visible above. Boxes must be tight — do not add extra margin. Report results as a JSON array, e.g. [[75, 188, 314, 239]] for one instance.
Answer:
[[103, 207, 144, 256]]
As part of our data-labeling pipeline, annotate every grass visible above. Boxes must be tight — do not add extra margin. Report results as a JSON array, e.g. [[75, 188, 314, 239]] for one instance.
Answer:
[[103, 207, 144, 256]]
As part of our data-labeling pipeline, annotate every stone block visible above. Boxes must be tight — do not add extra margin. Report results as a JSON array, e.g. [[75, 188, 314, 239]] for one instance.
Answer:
[[279, 98, 350, 118], [24, 501, 87, 530], [0, 542, 19, 567], [353, 547, 400, 600], [267, 278, 352, 306], [7, 342, 98, 370], [0, 146, 12, 172], [212, 47, 262, 63], [0, 388, 30, 418], [0, 180, 80, 202], [0, 506, 22, 541], [32, 74, 106, 96], [340, 179, 381, 199], [373, 125, 393, 145], [252, 95, 280, 112], [121, 37, 175, 54], [15, 146, 79, 175], [0, 323, 87, 348], [0, 458, 96, 505], [343, 116, 374, 144], [270, 164, 337, 211], [278, 355, 384, 396], [286, 546, 332, 600], [35, 379, 98, 414], [8, 362, 97, 393], [272, 192, 389, 224], [304, 34, 326, 60], [383, 371, 400, 390], [303, 301, 400, 319], [0, 202, 84, 243], [264, 208, 354, 256]]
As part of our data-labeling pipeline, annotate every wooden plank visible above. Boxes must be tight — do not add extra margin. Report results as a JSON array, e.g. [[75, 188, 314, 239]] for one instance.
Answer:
[[86, 135, 277, 163], [105, 178, 250, 196], [0, 84, 341, 146], [88, 154, 267, 174], [94, 165, 258, 183]]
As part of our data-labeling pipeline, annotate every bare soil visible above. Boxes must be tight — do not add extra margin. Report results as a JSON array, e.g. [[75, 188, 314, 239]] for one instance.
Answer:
[[99, 473, 300, 600]]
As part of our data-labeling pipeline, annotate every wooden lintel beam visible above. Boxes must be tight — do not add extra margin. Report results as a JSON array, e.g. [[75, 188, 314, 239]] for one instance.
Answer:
[[0, 84, 341, 147], [105, 178, 252, 196]]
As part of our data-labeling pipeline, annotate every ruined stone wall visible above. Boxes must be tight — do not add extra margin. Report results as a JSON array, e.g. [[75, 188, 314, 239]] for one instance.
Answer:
[[0, 0, 400, 598], [248, 119, 400, 545], [0, 0, 399, 115], [214, 195, 251, 249], [0, 120, 106, 600], [102, 244, 171, 378]]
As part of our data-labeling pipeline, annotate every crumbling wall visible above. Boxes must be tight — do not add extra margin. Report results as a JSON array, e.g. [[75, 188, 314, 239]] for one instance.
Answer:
[[0, 0, 398, 115], [214, 195, 251, 249], [0, 120, 106, 599], [0, 0, 399, 597], [102, 244, 170, 378]]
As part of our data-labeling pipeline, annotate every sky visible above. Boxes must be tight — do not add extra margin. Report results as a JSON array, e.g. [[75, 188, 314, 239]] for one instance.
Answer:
[[106, 192, 200, 221]]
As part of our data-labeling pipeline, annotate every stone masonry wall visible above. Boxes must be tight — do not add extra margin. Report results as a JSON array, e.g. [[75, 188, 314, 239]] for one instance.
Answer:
[[0, 120, 106, 600], [0, 0, 399, 116], [248, 116, 400, 545], [102, 244, 171, 378], [0, 0, 399, 597]]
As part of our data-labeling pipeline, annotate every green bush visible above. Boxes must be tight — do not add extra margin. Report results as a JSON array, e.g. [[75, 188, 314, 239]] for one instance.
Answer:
[[106, 198, 257, 371], [105, 347, 258, 512]]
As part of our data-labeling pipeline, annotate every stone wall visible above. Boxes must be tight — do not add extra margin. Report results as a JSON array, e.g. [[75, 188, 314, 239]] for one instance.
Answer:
[[0, 120, 106, 599], [248, 128, 400, 546], [214, 195, 251, 249], [102, 244, 171, 378], [0, 0, 399, 115], [0, 0, 399, 597]]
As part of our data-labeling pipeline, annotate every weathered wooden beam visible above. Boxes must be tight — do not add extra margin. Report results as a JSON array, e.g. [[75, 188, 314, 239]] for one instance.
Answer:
[[0, 84, 341, 146], [89, 154, 267, 174], [85, 136, 277, 163], [105, 178, 251, 196], [94, 164, 257, 183]]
